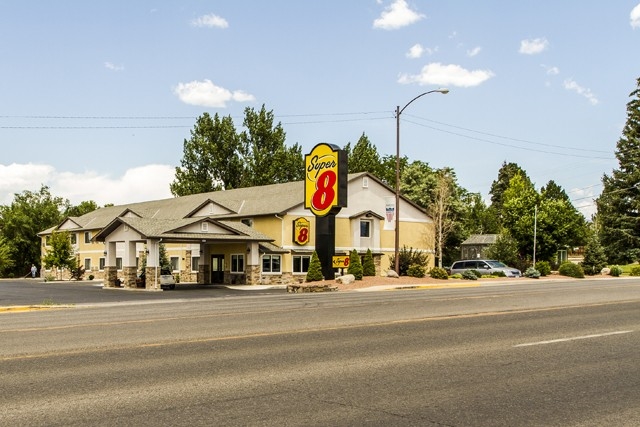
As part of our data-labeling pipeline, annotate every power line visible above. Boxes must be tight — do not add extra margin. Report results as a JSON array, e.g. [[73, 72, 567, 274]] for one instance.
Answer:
[[406, 114, 611, 154], [402, 118, 615, 160]]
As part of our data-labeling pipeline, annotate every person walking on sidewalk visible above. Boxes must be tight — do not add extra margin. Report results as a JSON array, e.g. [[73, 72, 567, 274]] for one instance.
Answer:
[[30, 264, 37, 278]]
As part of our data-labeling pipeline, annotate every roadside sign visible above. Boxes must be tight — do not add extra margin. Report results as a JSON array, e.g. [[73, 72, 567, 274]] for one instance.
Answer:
[[332, 256, 349, 268]]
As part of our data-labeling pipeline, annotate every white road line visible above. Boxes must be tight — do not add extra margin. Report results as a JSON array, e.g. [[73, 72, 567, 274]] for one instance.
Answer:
[[514, 330, 634, 347]]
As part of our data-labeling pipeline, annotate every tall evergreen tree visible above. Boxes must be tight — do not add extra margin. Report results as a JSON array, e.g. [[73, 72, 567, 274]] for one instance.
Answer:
[[597, 77, 640, 263]]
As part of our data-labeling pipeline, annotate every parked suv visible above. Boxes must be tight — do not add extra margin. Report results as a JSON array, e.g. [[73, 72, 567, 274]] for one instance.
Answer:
[[449, 259, 521, 277]]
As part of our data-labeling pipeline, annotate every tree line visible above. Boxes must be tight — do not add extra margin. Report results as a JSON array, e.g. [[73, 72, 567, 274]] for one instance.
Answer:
[[1, 77, 639, 277]]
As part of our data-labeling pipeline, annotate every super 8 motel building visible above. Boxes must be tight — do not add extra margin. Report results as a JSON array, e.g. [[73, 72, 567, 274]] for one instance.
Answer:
[[38, 173, 435, 289]]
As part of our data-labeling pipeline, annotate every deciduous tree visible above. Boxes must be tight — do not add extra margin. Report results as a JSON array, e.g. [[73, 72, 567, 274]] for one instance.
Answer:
[[0, 185, 65, 276], [170, 112, 243, 196], [42, 230, 76, 280], [239, 105, 304, 187]]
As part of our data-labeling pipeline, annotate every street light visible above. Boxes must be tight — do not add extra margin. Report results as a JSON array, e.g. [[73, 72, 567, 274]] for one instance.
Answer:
[[395, 88, 449, 274]]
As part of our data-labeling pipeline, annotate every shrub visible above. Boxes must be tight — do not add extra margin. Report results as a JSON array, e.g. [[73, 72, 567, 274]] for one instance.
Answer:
[[524, 267, 541, 278], [451, 273, 462, 279], [609, 265, 623, 277], [70, 267, 85, 281], [630, 266, 640, 276], [348, 249, 363, 280], [429, 267, 449, 280], [88, 274, 95, 280], [306, 251, 324, 282], [535, 261, 551, 276], [558, 262, 585, 278], [388, 246, 429, 276], [491, 270, 507, 277], [461, 270, 478, 280], [469, 269, 483, 279], [44, 273, 56, 282], [362, 249, 376, 276], [407, 263, 426, 278]]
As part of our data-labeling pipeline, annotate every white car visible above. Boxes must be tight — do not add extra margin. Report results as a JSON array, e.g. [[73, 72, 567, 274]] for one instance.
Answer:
[[159, 274, 176, 290]]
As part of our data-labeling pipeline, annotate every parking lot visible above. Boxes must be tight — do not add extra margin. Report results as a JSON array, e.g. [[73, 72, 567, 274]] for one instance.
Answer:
[[0, 279, 284, 307]]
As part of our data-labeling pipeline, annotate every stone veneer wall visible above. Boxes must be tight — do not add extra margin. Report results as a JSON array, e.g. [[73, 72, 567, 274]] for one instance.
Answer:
[[122, 266, 137, 288], [103, 266, 118, 288], [144, 266, 159, 290]]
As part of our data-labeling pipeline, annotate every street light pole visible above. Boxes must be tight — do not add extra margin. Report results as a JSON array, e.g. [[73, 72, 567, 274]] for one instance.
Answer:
[[394, 88, 449, 275]]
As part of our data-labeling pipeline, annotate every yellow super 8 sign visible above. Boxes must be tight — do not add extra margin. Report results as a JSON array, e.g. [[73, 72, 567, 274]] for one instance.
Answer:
[[304, 143, 347, 217]]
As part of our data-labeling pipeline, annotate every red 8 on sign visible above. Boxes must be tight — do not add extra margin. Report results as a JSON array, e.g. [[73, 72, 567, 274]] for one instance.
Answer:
[[297, 228, 309, 243], [344, 257, 349, 267], [312, 170, 337, 211]]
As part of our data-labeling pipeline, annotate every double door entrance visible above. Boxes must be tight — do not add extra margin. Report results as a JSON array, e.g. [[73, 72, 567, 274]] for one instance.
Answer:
[[211, 254, 224, 284]]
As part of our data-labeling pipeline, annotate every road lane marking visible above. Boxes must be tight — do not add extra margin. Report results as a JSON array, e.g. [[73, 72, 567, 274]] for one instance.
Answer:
[[514, 330, 634, 347]]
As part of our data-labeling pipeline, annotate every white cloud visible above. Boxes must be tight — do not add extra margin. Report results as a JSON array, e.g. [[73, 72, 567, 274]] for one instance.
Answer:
[[398, 63, 494, 88], [191, 13, 229, 29], [406, 44, 437, 58], [541, 64, 560, 75], [563, 78, 599, 105], [519, 38, 549, 55], [466, 46, 482, 57], [631, 3, 640, 28], [104, 62, 124, 71], [173, 79, 256, 108], [373, 0, 425, 30], [0, 163, 174, 206], [406, 44, 424, 58]]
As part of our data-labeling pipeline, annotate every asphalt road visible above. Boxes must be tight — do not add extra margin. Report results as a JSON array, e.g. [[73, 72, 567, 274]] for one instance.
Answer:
[[1, 278, 639, 426]]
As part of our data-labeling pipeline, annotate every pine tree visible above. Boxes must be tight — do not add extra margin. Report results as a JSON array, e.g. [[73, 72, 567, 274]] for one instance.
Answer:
[[362, 248, 376, 276], [348, 249, 363, 280], [581, 233, 608, 275], [305, 251, 324, 282], [597, 78, 640, 263]]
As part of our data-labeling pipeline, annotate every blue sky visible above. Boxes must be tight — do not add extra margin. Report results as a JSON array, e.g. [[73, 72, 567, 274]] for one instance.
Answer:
[[1, 1, 639, 219]]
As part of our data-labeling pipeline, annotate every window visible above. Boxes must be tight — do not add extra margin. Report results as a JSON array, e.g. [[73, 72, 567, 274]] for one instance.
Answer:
[[84, 258, 91, 271], [201, 222, 209, 232], [231, 254, 244, 273], [262, 255, 281, 273], [191, 256, 200, 272], [116, 257, 123, 270], [70, 233, 77, 245], [293, 255, 311, 274], [45, 236, 50, 246], [84, 231, 91, 244], [99, 258, 105, 271], [170, 257, 180, 272], [360, 220, 371, 238]]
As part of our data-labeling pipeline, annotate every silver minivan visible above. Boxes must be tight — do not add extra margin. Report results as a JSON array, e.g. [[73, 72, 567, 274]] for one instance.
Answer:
[[449, 259, 521, 277]]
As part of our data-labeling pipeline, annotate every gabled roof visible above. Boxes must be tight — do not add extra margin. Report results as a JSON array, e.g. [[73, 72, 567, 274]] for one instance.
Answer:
[[93, 216, 274, 244], [40, 172, 424, 235]]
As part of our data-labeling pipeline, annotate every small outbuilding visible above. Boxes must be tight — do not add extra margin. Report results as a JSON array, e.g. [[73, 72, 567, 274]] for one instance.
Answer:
[[460, 234, 498, 260]]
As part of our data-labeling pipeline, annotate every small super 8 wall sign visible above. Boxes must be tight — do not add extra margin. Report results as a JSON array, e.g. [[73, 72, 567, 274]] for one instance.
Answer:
[[304, 143, 347, 217]]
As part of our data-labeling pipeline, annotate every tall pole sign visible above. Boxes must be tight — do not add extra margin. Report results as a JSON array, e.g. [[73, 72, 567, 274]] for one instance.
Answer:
[[304, 143, 347, 280]]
